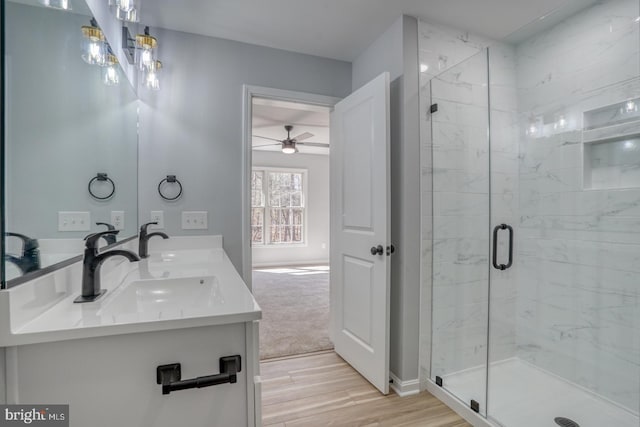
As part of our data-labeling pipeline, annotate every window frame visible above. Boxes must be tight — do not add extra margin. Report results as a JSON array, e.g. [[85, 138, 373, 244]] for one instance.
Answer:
[[251, 166, 308, 248]]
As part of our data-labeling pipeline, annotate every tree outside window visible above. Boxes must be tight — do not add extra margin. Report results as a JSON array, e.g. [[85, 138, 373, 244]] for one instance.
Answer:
[[251, 168, 305, 245]]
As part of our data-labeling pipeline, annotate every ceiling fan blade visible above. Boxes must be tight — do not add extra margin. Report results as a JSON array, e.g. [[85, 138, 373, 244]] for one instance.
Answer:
[[253, 135, 283, 143], [297, 141, 330, 147], [292, 132, 314, 141], [253, 143, 281, 148]]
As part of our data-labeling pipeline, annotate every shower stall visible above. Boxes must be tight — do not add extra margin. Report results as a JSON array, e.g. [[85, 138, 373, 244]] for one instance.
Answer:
[[420, 0, 640, 426]]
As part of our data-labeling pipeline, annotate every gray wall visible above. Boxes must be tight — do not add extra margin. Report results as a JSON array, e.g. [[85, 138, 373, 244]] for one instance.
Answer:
[[5, 3, 138, 240], [251, 151, 330, 267], [352, 15, 421, 382], [137, 27, 351, 273]]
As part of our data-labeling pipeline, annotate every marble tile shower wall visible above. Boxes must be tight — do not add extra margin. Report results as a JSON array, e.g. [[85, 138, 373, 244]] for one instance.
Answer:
[[514, 0, 640, 413], [418, 18, 520, 383], [418, 19, 488, 386], [419, 0, 639, 413]]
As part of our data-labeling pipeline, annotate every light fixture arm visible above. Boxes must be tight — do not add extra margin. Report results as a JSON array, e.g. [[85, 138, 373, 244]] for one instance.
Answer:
[[122, 26, 136, 64]]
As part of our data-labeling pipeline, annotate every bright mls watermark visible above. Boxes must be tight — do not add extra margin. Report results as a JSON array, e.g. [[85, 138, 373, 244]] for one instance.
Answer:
[[0, 406, 68, 426]]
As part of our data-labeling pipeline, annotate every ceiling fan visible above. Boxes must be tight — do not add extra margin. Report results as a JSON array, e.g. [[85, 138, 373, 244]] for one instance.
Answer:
[[253, 125, 329, 154]]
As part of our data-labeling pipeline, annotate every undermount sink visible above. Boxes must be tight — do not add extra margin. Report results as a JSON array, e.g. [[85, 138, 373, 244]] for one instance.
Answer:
[[100, 276, 223, 315]]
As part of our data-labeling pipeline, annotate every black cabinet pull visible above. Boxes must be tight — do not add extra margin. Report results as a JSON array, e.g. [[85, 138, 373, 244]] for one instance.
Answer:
[[492, 224, 514, 271], [157, 355, 241, 395]]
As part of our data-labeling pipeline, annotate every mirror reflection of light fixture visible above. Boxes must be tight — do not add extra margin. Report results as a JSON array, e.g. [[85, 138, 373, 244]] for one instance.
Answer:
[[39, 0, 72, 10], [81, 19, 106, 66], [143, 60, 162, 90], [109, 0, 139, 22], [102, 53, 120, 86], [135, 27, 157, 71], [282, 140, 297, 154]]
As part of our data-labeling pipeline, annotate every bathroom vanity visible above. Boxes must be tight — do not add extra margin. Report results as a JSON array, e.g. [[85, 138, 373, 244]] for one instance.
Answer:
[[0, 236, 262, 427]]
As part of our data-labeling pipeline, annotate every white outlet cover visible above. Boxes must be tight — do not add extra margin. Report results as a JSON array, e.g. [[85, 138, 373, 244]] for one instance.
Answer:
[[181, 211, 208, 230], [111, 211, 125, 231], [150, 211, 164, 229], [58, 211, 91, 232]]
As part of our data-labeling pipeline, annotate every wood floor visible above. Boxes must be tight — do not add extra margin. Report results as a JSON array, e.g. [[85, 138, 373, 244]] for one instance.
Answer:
[[260, 351, 471, 427]]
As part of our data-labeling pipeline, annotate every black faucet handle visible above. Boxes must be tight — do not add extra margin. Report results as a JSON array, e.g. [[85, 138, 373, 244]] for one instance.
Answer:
[[5, 232, 39, 252], [140, 222, 158, 234], [96, 222, 116, 231], [84, 230, 120, 249]]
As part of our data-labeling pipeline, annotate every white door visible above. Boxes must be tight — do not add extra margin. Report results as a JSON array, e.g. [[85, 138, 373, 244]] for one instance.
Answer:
[[330, 72, 390, 394]]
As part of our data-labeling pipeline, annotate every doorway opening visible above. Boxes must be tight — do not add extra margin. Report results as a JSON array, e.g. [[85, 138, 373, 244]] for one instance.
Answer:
[[243, 87, 337, 360]]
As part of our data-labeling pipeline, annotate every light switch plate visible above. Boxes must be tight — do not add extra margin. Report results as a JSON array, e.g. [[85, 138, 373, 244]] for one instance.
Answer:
[[111, 211, 125, 230], [181, 211, 208, 230], [58, 211, 91, 232], [150, 211, 164, 229]]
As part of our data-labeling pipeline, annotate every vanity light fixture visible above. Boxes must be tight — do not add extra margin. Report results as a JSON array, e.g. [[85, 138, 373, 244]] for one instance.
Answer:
[[39, 0, 72, 10], [143, 60, 162, 90], [109, 0, 139, 22], [102, 53, 120, 86], [81, 19, 107, 66], [136, 27, 158, 72]]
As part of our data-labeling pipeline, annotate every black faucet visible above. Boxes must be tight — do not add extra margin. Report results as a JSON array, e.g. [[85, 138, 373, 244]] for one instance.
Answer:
[[96, 222, 117, 245], [74, 230, 140, 303], [4, 232, 41, 275], [138, 222, 169, 258]]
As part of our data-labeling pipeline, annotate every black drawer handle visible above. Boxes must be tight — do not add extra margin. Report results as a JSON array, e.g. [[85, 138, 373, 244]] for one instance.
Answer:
[[492, 224, 513, 271], [157, 355, 241, 395]]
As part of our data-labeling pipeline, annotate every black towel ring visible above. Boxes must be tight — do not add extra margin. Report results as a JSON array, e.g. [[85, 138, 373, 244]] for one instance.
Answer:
[[88, 173, 115, 200], [158, 175, 183, 201]]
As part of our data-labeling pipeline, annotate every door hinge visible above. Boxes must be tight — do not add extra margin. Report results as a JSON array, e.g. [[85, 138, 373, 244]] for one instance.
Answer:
[[430, 103, 438, 113], [435, 376, 443, 387], [470, 400, 480, 413]]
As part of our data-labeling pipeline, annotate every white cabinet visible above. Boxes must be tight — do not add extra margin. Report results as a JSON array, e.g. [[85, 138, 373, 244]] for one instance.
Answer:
[[10, 322, 260, 427]]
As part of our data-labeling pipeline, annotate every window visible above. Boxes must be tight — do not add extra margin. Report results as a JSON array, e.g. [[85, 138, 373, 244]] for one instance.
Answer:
[[251, 168, 306, 245]]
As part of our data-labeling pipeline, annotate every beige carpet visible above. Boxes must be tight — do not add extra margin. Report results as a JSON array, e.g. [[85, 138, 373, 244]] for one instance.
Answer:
[[252, 265, 333, 360]]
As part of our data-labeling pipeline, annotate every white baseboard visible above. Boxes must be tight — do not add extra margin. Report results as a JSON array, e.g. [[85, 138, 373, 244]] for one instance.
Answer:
[[389, 372, 420, 397]]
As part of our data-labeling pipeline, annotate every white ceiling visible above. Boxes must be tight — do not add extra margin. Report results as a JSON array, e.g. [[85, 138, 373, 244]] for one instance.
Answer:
[[252, 98, 330, 155], [139, 0, 576, 61]]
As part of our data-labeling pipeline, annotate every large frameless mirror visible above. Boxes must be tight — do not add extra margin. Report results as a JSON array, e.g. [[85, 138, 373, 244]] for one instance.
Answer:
[[2, 0, 138, 287]]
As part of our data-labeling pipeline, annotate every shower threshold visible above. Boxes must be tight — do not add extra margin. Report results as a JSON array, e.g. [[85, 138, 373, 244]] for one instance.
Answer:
[[440, 358, 638, 427]]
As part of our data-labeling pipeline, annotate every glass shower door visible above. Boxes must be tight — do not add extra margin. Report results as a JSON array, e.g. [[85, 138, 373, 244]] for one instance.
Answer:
[[487, 0, 640, 425], [430, 49, 490, 416]]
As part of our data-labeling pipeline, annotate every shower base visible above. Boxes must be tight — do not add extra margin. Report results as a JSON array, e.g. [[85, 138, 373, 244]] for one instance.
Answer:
[[441, 358, 638, 427]]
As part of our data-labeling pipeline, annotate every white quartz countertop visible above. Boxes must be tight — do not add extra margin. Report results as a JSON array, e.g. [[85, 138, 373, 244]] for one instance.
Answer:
[[0, 236, 261, 346]]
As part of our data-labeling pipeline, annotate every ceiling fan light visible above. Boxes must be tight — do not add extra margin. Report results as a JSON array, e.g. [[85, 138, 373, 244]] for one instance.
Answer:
[[282, 145, 296, 154], [281, 139, 297, 154]]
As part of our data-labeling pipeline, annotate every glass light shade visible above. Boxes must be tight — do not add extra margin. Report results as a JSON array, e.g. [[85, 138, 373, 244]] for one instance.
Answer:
[[282, 142, 297, 154], [142, 60, 162, 91], [135, 33, 157, 71], [110, 0, 139, 22], [116, 7, 138, 22], [102, 54, 120, 86], [39, 0, 72, 10], [81, 25, 106, 65]]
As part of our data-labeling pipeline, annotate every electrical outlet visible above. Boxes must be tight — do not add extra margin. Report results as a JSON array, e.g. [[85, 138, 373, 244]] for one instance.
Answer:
[[58, 211, 91, 232], [181, 211, 208, 230], [111, 211, 125, 231], [150, 211, 164, 229]]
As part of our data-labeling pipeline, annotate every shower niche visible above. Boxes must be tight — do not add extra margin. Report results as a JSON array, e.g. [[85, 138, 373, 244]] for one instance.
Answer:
[[583, 98, 640, 190]]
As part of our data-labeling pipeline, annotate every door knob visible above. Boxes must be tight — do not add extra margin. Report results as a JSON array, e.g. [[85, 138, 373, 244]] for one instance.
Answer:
[[370, 245, 384, 256]]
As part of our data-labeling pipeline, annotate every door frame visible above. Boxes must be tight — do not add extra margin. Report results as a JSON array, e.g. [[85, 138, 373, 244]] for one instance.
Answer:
[[241, 85, 340, 289]]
